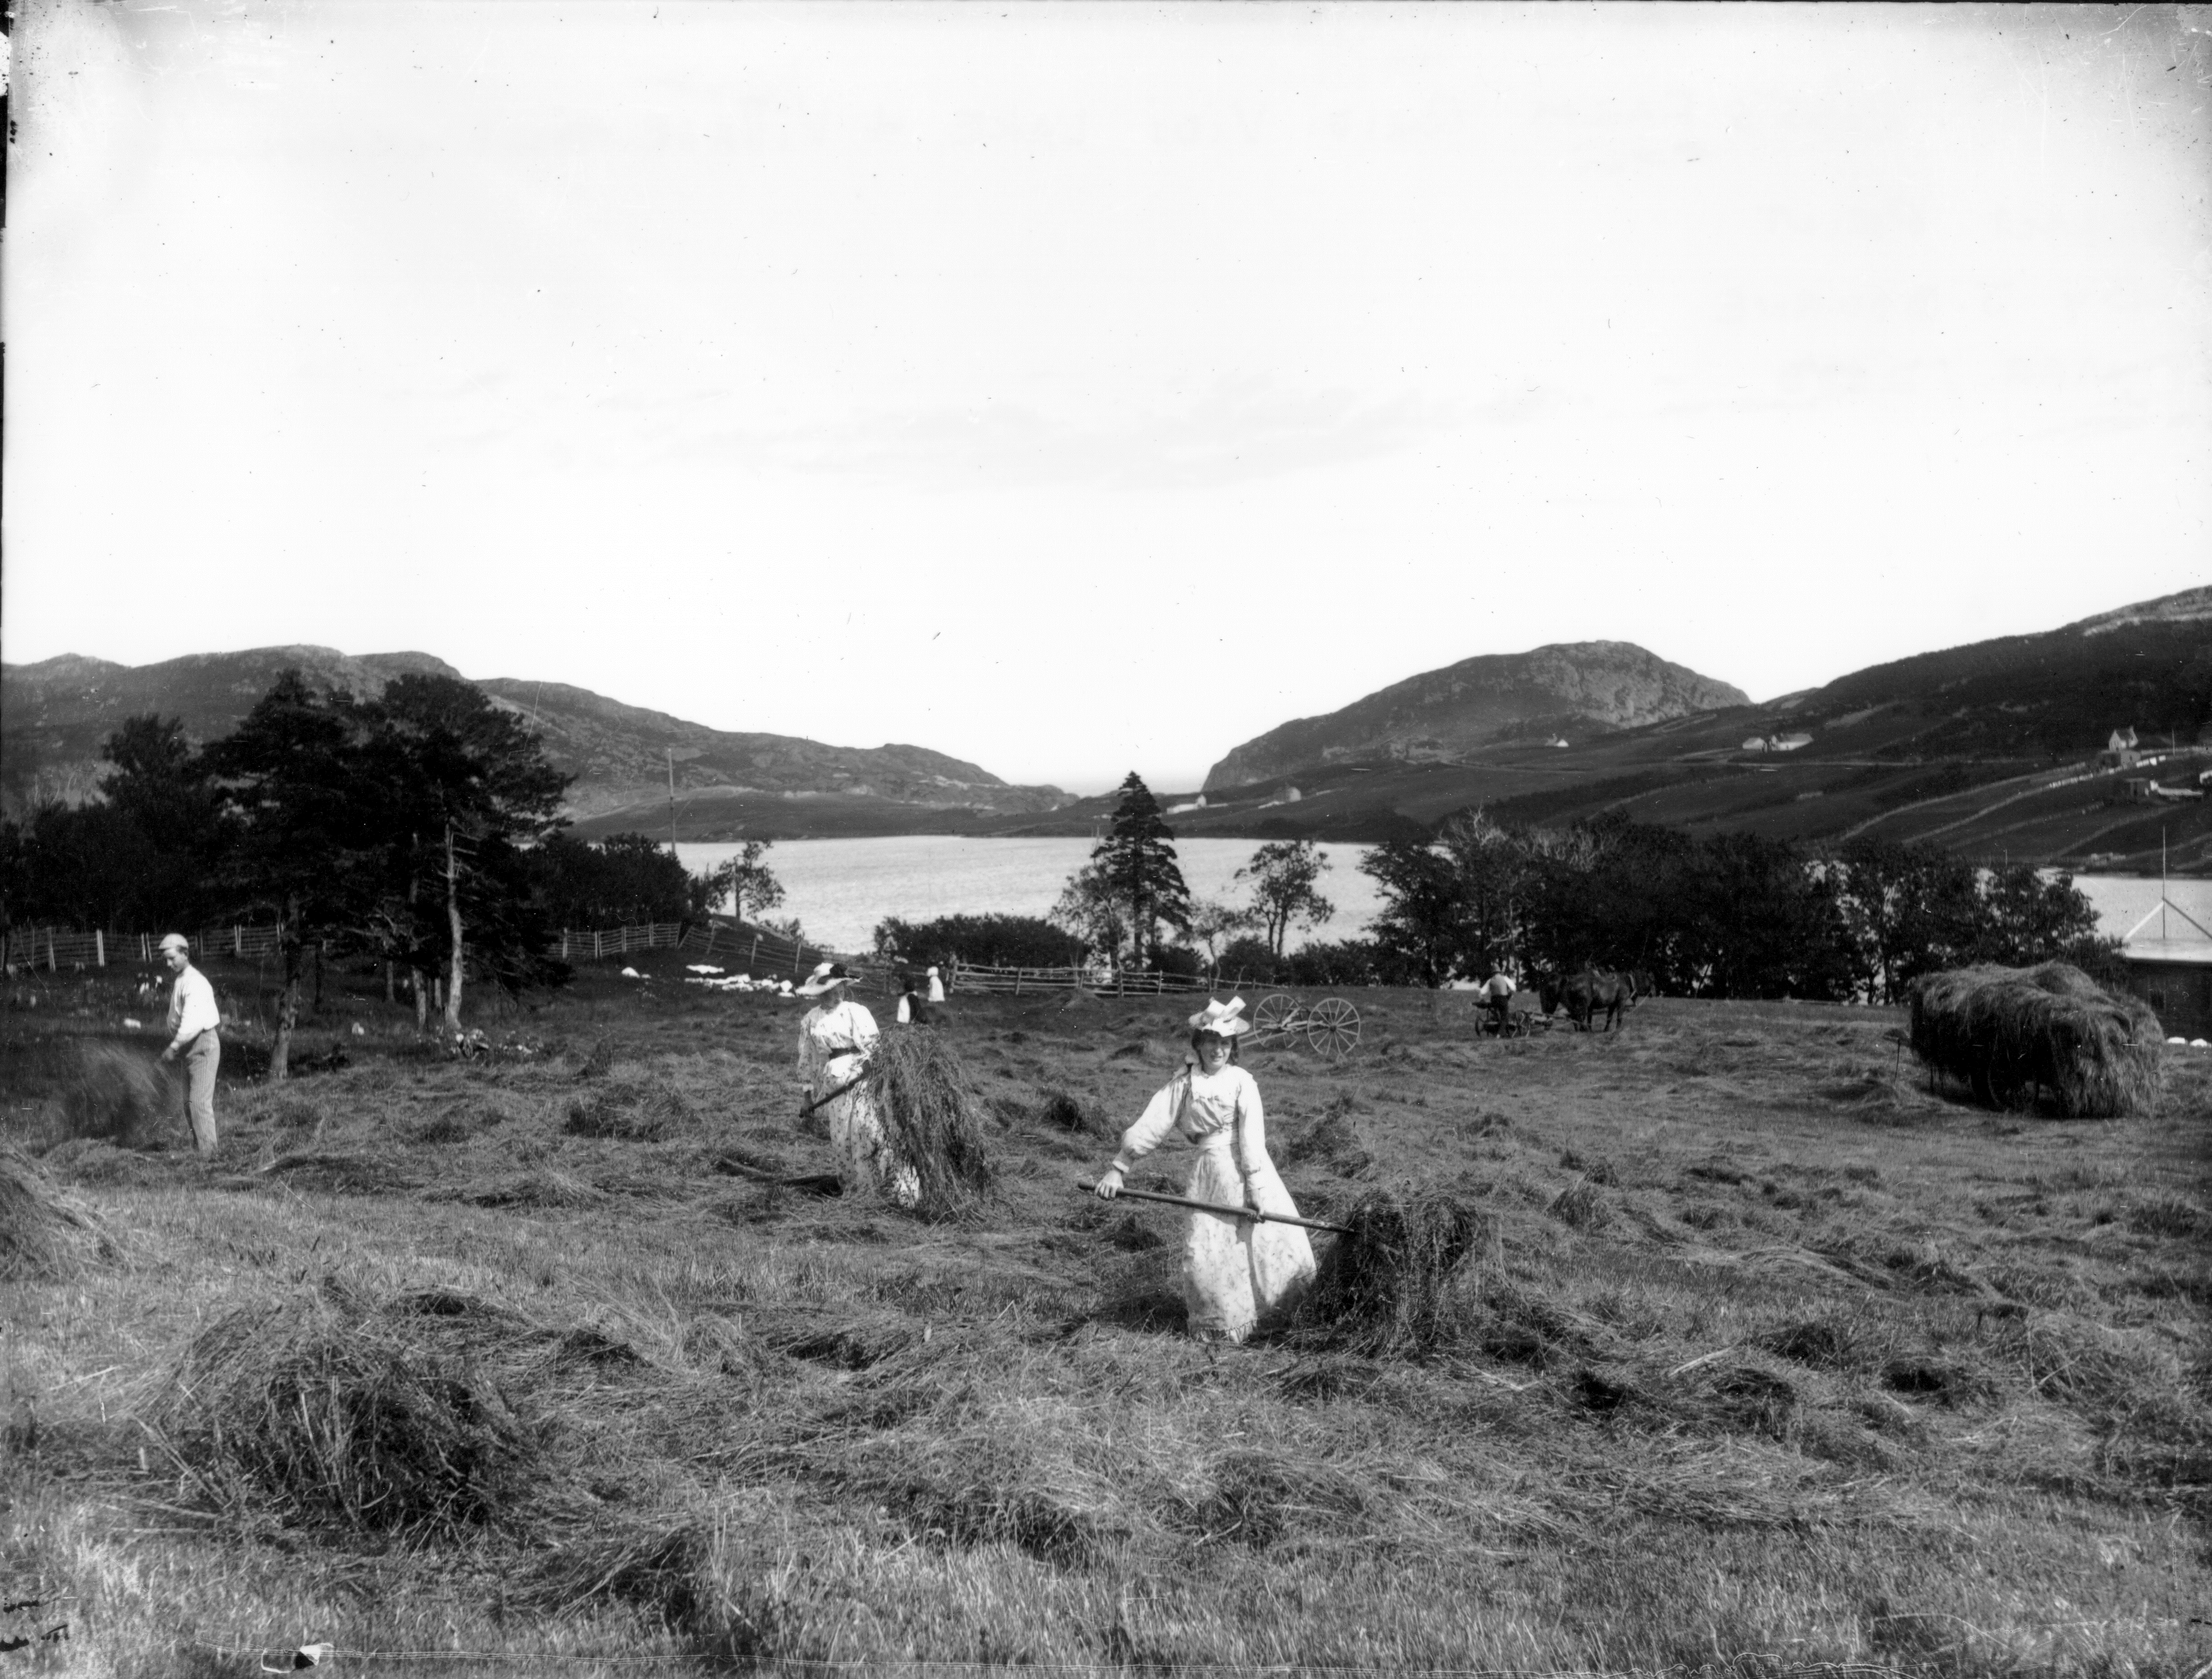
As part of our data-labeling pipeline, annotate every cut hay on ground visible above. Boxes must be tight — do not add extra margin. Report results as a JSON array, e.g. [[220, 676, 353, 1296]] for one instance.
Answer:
[[0, 1143, 118, 1280], [1289, 1184, 1488, 1355], [55, 1039, 177, 1148], [141, 1283, 547, 1538], [866, 1029, 993, 1220], [1907, 962, 2162, 1118]]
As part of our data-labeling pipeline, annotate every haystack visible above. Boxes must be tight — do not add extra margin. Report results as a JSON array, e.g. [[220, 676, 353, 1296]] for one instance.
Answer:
[[1907, 962, 2161, 1118], [0, 1143, 118, 1280], [1290, 1184, 1488, 1355], [142, 1283, 542, 1538], [865, 1029, 993, 1219], [56, 1039, 177, 1148]]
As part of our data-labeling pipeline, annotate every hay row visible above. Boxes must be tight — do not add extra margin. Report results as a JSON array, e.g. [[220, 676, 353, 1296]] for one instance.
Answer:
[[1289, 1184, 1490, 1355], [0, 1143, 118, 1281], [1906, 962, 2161, 1118]]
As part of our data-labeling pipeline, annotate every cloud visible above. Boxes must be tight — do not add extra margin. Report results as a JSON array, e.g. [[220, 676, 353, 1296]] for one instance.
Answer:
[[681, 377, 1455, 492]]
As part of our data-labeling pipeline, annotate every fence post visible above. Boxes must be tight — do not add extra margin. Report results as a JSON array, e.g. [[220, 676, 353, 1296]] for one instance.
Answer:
[[47, 929, 57, 973], [95, 930, 105, 968], [750, 935, 760, 970]]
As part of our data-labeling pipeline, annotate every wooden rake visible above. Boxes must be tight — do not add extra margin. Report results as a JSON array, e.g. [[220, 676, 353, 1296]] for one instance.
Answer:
[[1073, 1179, 1351, 1236]]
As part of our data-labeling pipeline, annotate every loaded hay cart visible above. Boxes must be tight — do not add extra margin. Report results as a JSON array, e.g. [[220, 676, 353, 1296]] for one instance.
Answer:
[[1250, 992, 1363, 1060]]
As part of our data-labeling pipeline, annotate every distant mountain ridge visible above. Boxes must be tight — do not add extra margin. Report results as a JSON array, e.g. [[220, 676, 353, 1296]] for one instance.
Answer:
[[1203, 641, 1749, 792], [0, 647, 1069, 825], [1131, 587, 2212, 874]]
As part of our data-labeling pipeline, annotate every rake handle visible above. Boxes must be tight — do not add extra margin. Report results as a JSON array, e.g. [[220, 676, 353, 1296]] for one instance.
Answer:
[[799, 1068, 872, 1117], [1075, 1180, 1351, 1236]]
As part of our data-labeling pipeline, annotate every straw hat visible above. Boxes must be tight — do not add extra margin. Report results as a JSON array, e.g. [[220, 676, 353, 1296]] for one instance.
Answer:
[[797, 961, 859, 999], [159, 933, 190, 955], [1187, 996, 1250, 1039]]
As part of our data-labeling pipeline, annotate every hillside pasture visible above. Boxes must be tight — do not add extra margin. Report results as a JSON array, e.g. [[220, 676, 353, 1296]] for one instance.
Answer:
[[2, 956, 2207, 1676]]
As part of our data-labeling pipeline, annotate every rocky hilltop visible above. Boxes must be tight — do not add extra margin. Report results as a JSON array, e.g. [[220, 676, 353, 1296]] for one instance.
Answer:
[[1202, 641, 1749, 792], [0, 649, 1068, 824]]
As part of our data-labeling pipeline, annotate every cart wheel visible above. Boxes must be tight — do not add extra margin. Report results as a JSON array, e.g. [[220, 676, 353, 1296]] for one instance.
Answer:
[[1254, 994, 1296, 1039], [1305, 996, 1361, 1059]]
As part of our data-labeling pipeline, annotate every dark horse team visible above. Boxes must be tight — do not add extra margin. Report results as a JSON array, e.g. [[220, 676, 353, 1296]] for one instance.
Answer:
[[1476, 966, 1650, 1034]]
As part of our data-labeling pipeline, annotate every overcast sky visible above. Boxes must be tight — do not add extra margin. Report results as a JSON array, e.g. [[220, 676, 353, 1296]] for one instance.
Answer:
[[7, 1, 2209, 792]]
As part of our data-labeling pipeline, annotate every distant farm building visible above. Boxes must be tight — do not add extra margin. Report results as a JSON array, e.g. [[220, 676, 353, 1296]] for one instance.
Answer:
[[2113, 777, 2203, 805], [2102, 727, 2141, 769], [2119, 894, 2212, 1041], [1742, 733, 1812, 754]]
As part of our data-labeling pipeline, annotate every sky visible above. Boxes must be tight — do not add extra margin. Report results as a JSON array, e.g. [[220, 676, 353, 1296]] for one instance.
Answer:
[[6, 1, 2210, 794]]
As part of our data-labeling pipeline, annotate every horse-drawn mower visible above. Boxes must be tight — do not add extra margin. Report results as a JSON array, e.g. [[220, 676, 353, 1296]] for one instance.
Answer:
[[1249, 992, 1364, 1060]]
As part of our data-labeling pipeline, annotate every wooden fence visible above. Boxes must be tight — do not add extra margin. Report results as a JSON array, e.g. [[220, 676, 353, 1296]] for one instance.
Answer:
[[3, 918, 830, 978], [943, 959, 1221, 996], [5, 918, 1220, 1000], [560, 917, 835, 980]]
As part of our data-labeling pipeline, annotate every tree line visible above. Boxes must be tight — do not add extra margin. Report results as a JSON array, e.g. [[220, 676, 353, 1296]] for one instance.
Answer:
[[1, 669, 787, 1074], [1354, 808, 2109, 999], [876, 774, 2112, 1001]]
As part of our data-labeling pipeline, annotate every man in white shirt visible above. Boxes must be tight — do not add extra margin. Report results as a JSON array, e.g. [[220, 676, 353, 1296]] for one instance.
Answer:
[[159, 933, 222, 1153]]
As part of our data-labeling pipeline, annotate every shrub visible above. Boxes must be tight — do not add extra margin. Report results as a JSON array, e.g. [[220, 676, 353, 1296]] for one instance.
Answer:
[[873, 914, 1085, 970], [1283, 940, 1390, 988]]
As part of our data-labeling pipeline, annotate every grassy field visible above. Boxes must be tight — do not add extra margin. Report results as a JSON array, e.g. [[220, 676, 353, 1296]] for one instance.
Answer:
[[4, 952, 2208, 1677]]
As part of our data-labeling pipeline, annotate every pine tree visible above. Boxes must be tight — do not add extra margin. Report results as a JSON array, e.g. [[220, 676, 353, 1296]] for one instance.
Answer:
[[203, 672, 381, 1077], [358, 674, 570, 1033], [1088, 773, 1191, 970]]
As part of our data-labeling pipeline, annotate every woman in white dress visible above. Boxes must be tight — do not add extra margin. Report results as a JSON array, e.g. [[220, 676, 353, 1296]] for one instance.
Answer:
[[795, 962, 920, 1208], [1094, 997, 1316, 1342]]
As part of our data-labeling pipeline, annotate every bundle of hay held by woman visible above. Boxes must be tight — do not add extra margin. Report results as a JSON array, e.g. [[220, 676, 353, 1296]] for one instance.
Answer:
[[795, 962, 990, 1217], [1907, 961, 2162, 1118]]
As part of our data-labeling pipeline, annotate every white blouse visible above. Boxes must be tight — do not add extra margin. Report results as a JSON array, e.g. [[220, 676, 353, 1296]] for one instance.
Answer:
[[1112, 1064, 1269, 1189], [797, 999, 879, 1092]]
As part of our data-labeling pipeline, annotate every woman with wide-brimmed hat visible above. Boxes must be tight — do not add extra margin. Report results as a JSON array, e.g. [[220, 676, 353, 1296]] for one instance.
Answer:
[[796, 962, 919, 1207], [1094, 997, 1316, 1342]]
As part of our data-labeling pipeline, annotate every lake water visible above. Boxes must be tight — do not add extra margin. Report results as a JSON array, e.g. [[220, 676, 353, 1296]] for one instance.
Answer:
[[671, 842, 2207, 961], [675, 837, 1383, 956]]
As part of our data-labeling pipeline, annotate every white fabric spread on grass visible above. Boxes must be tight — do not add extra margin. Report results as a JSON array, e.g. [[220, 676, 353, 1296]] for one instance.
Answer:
[[797, 998, 919, 1207], [1112, 1063, 1316, 1342]]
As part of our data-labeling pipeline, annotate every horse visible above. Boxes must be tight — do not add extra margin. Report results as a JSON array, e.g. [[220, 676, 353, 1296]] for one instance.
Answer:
[[1561, 967, 1633, 1033]]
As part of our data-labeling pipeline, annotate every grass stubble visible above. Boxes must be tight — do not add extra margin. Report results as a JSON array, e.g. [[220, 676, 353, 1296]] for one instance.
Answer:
[[1, 961, 2207, 1677]]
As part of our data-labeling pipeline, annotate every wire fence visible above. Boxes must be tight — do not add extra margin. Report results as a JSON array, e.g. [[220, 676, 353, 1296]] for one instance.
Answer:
[[3, 923, 285, 971]]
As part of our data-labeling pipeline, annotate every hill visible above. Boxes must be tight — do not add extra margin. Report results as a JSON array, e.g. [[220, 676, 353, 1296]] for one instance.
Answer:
[[0, 649, 1070, 829], [1201, 641, 1749, 792], [1146, 590, 2212, 871]]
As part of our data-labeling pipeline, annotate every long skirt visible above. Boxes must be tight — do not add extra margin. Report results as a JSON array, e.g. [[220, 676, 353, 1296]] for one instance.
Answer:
[[1178, 1146, 1316, 1342], [825, 1084, 920, 1209]]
